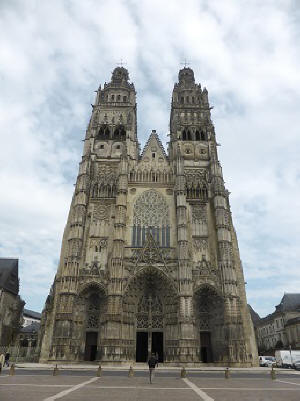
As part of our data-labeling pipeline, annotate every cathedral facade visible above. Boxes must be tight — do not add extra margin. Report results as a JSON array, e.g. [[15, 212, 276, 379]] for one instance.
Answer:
[[39, 67, 258, 366]]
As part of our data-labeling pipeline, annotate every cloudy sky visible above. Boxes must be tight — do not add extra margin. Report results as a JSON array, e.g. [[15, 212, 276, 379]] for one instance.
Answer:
[[0, 0, 300, 317]]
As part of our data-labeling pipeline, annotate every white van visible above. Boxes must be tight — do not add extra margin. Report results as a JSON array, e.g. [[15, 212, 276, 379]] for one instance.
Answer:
[[259, 356, 276, 367], [275, 350, 300, 368]]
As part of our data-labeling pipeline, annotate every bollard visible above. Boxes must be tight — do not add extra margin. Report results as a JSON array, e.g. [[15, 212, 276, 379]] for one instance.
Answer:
[[9, 364, 15, 376], [180, 366, 187, 378], [128, 365, 134, 377], [270, 365, 276, 380], [225, 367, 230, 379], [53, 364, 59, 376], [97, 364, 102, 377]]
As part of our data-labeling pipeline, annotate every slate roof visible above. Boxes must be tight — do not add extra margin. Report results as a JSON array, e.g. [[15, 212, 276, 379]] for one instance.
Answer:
[[0, 258, 19, 295], [276, 293, 300, 312], [24, 308, 42, 320], [248, 304, 261, 325], [20, 321, 40, 333]]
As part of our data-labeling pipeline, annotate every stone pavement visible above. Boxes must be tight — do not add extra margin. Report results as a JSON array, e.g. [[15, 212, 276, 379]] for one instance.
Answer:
[[11, 362, 300, 372], [0, 367, 300, 401]]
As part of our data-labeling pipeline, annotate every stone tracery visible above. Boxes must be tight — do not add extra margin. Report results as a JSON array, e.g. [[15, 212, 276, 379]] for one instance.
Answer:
[[132, 190, 170, 247]]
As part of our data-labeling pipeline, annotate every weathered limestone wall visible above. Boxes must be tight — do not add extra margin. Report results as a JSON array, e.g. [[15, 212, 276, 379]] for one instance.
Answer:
[[0, 290, 23, 346]]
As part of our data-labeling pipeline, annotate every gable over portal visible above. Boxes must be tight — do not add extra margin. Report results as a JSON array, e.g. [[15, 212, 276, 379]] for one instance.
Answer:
[[139, 130, 169, 168], [129, 130, 173, 185]]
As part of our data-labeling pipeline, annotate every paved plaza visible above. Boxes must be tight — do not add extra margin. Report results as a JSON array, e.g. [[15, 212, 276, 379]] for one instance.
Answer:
[[0, 366, 300, 401]]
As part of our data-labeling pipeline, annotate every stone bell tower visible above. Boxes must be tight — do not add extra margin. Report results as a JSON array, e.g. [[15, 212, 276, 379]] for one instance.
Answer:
[[39, 67, 139, 362], [169, 67, 257, 365], [39, 66, 258, 366]]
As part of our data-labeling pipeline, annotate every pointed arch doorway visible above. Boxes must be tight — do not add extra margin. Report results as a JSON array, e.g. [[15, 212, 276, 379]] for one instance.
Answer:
[[136, 294, 164, 362], [123, 267, 178, 364], [194, 285, 225, 363]]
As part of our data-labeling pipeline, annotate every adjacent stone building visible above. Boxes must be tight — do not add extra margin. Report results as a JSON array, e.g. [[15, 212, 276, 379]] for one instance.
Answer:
[[23, 309, 42, 327], [254, 294, 300, 353], [0, 258, 24, 346], [39, 67, 258, 366], [16, 309, 41, 350]]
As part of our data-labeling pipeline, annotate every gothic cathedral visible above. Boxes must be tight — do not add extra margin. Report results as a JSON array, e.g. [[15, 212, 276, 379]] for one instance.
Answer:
[[39, 67, 258, 366]]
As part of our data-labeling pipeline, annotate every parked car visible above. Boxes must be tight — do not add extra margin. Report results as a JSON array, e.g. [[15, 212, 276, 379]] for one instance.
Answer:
[[293, 360, 300, 370], [259, 356, 276, 367]]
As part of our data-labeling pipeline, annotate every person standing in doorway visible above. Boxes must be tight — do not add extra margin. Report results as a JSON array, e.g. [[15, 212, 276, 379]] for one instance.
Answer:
[[148, 353, 157, 384]]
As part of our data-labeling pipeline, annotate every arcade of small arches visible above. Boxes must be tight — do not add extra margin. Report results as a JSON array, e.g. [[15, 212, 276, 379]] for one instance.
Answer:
[[129, 169, 173, 184], [186, 181, 208, 200], [106, 93, 128, 103], [91, 182, 117, 198], [177, 95, 202, 105], [96, 124, 126, 141], [181, 128, 207, 141]]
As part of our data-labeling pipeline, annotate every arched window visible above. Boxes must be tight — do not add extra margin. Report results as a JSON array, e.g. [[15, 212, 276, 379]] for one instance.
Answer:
[[20, 338, 28, 347], [97, 125, 110, 140], [132, 189, 170, 247], [97, 126, 104, 139], [92, 183, 98, 198], [200, 131, 206, 141], [195, 130, 200, 141], [114, 125, 126, 141], [187, 130, 192, 140], [182, 130, 187, 141], [120, 126, 126, 139]]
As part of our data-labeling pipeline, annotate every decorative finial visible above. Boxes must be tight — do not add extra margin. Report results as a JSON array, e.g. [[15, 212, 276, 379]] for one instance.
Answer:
[[117, 59, 127, 67], [180, 58, 191, 68]]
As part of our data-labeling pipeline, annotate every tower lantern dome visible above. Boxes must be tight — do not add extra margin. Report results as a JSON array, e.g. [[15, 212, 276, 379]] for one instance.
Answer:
[[111, 67, 129, 84], [178, 67, 195, 86]]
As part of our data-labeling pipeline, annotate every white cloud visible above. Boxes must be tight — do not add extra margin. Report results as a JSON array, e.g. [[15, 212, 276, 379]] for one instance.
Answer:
[[0, 0, 299, 317]]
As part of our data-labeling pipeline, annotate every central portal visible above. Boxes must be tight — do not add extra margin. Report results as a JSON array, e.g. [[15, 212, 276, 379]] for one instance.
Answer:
[[136, 331, 164, 362], [123, 267, 179, 364]]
